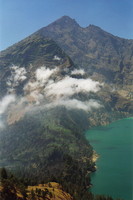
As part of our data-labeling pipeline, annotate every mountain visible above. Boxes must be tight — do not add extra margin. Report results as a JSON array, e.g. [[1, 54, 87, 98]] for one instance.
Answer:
[[35, 16, 133, 121], [1, 17, 132, 126], [0, 34, 74, 98], [0, 32, 96, 200], [0, 16, 132, 200], [37, 16, 133, 86]]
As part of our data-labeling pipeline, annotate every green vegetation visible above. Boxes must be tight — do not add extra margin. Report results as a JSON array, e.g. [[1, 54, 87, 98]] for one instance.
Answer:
[[0, 107, 94, 185], [0, 168, 123, 200], [0, 107, 125, 200], [0, 168, 27, 200]]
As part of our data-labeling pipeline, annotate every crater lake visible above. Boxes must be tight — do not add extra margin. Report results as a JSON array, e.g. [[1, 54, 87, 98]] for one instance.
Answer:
[[85, 118, 133, 200]]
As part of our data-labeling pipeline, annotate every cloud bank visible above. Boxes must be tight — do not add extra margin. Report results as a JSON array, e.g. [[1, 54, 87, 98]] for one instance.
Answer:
[[71, 69, 85, 75], [35, 66, 58, 85], [23, 66, 103, 111], [2, 65, 103, 127], [45, 99, 101, 111], [45, 76, 101, 100]]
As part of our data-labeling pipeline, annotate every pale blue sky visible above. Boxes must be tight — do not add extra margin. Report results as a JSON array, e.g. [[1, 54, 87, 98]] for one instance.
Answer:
[[0, 0, 133, 51]]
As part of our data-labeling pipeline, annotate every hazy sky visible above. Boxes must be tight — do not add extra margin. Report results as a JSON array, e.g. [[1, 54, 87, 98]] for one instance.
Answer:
[[0, 0, 133, 50]]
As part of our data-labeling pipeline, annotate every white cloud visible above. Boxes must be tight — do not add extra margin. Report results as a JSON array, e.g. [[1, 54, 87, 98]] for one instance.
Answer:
[[10, 65, 27, 82], [41, 74, 102, 111], [45, 76, 101, 99], [7, 65, 27, 90], [35, 66, 58, 85], [53, 55, 61, 61], [23, 66, 103, 112], [44, 99, 102, 111], [24, 66, 58, 96], [0, 95, 16, 128], [0, 95, 16, 115], [71, 69, 85, 75], [0, 64, 103, 127]]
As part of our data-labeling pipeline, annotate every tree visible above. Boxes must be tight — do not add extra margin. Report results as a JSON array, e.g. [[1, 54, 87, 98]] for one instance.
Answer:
[[30, 189, 36, 200], [0, 168, 8, 180], [1, 179, 17, 200]]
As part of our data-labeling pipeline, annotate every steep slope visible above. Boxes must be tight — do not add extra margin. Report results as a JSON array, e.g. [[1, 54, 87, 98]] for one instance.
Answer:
[[34, 16, 133, 119], [0, 34, 73, 98], [0, 32, 97, 200], [37, 16, 133, 86]]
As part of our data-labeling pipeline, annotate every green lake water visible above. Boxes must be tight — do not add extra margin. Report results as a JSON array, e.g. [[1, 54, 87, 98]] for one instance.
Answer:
[[85, 118, 133, 200]]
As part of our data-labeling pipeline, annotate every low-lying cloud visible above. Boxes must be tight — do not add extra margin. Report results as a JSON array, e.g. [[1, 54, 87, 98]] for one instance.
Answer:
[[1, 65, 104, 127], [35, 66, 58, 85], [24, 66, 58, 102], [45, 76, 101, 100], [0, 95, 16, 115], [45, 99, 102, 111], [53, 55, 61, 61], [0, 95, 16, 128], [23, 66, 103, 111], [71, 69, 85, 75], [7, 65, 27, 92]]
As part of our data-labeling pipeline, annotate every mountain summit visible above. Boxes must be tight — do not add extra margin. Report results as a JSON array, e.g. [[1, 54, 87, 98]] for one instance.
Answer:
[[36, 16, 133, 87], [46, 16, 80, 29]]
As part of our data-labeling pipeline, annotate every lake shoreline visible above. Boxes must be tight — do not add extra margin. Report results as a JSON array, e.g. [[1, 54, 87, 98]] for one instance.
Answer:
[[92, 150, 99, 163], [86, 118, 133, 200]]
